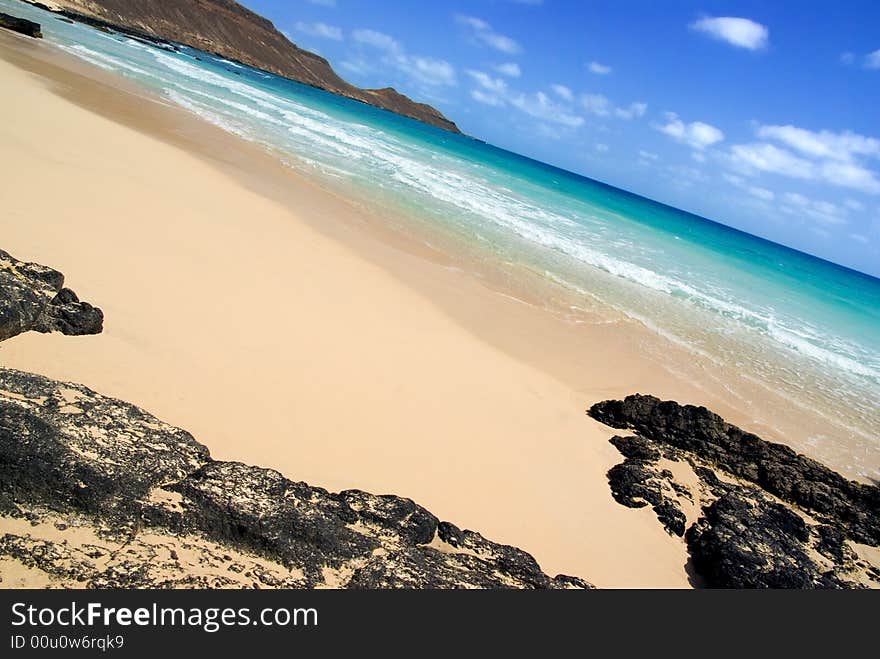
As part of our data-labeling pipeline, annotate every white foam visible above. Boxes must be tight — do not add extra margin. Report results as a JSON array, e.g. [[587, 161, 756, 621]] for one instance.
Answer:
[[64, 34, 878, 409]]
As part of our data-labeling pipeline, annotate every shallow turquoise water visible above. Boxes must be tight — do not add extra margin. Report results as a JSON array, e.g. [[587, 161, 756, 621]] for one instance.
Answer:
[[4, 0, 878, 477]]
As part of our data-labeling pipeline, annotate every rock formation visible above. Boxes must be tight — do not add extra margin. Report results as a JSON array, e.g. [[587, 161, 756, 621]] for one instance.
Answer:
[[0, 369, 590, 588], [0, 11, 42, 38], [589, 395, 880, 588], [0, 249, 587, 589], [0, 248, 103, 341]]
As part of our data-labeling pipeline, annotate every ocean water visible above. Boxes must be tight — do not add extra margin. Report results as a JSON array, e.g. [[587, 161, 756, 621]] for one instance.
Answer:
[[4, 0, 879, 478]]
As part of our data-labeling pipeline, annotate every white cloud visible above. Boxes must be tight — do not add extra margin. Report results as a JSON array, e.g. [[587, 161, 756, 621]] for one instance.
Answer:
[[850, 233, 870, 244], [756, 125, 880, 162], [471, 89, 505, 107], [551, 84, 574, 101], [467, 70, 508, 94], [723, 173, 744, 186], [820, 161, 880, 194], [351, 29, 456, 87], [639, 150, 659, 161], [724, 172, 774, 202], [494, 62, 521, 77], [456, 15, 522, 54], [616, 102, 647, 120], [295, 21, 343, 41], [306, 0, 336, 6], [340, 58, 371, 76], [656, 112, 724, 149], [588, 61, 612, 75], [352, 29, 400, 52], [465, 71, 583, 127], [748, 186, 775, 201], [595, 143, 609, 152], [782, 192, 848, 225], [728, 143, 814, 178], [690, 16, 769, 50], [840, 52, 856, 65], [511, 91, 584, 127], [866, 50, 880, 69], [580, 94, 646, 121], [581, 93, 611, 117], [845, 198, 866, 212], [734, 124, 880, 194], [410, 57, 457, 87]]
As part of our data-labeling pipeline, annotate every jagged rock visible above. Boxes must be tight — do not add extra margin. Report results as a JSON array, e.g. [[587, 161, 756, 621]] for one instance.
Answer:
[[0, 12, 42, 38], [0, 368, 591, 588], [589, 394, 880, 545], [686, 492, 849, 589], [604, 436, 687, 537], [0, 369, 208, 522], [0, 249, 103, 341], [0, 248, 589, 588], [590, 395, 880, 588]]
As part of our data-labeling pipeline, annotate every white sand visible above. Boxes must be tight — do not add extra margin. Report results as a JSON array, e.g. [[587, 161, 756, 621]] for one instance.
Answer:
[[0, 36, 703, 587]]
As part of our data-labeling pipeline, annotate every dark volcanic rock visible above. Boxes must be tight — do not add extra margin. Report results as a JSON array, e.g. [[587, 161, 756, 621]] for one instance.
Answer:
[[0, 249, 103, 341], [605, 435, 688, 537], [0, 369, 209, 523], [0, 247, 588, 588], [589, 394, 880, 545], [0, 368, 591, 588], [0, 12, 42, 38], [686, 492, 849, 589], [590, 394, 880, 588]]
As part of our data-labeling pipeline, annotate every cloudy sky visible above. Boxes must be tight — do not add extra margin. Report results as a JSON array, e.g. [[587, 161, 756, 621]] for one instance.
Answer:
[[241, 0, 880, 277]]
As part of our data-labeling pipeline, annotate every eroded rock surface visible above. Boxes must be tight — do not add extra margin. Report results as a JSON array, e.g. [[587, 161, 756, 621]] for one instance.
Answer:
[[0, 369, 590, 588], [0, 249, 103, 341], [589, 395, 880, 589]]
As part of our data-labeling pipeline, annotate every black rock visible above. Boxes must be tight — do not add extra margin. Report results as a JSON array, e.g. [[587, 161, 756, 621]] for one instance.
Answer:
[[23, 2, 52, 12], [591, 394, 880, 588], [609, 435, 660, 461], [589, 394, 880, 545], [0, 368, 593, 589], [604, 435, 688, 537], [653, 501, 687, 538], [0, 249, 103, 341], [0, 12, 42, 38], [686, 492, 851, 589]]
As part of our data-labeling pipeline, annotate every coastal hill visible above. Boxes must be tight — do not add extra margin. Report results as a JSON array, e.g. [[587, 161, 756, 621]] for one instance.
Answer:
[[25, 0, 461, 133]]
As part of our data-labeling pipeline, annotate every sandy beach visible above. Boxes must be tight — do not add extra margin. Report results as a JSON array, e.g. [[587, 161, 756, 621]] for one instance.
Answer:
[[4, 29, 870, 588]]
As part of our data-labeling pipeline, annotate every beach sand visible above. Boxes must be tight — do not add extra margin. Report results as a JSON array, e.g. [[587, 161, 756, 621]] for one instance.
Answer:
[[0, 32, 794, 587]]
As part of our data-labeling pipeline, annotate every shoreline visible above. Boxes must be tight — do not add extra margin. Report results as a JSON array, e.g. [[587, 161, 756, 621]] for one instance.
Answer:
[[0, 31, 873, 586], [5, 27, 871, 480], [1, 32, 696, 587]]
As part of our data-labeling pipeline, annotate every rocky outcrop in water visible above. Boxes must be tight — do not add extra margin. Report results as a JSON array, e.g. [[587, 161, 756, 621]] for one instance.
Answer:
[[0, 11, 42, 38], [0, 248, 103, 341], [0, 369, 589, 588], [589, 395, 880, 588], [21, 0, 461, 133]]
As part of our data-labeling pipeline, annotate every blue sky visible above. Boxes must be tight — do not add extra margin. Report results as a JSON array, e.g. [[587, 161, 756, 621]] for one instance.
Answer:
[[241, 0, 880, 276]]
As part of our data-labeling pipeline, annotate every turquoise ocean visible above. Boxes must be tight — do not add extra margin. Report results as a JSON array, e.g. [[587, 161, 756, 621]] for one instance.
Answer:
[[4, 0, 878, 479]]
